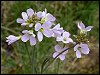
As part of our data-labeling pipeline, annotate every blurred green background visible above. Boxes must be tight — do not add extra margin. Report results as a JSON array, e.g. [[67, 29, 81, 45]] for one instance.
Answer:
[[1, 1, 99, 74]]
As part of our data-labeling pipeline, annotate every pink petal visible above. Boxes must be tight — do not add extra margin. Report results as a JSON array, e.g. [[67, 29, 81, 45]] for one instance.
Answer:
[[43, 29, 53, 37], [74, 44, 80, 51], [85, 26, 93, 31], [58, 54, 65, 61], [37, 11, 42, 18], [42, 9, 47, 18], [67, 38, 73, 42], [29, 23, 33, 27], [27, 8, 34, 17], [22, 30, 28, 34], [21, 12, 28, 21], [21, 23, 27, 26], [16, 18, 25, 23], [78, 22, 85, 30], [30, 35, 36, 46], [63, 31, 70, 38], [53, 24, 60, 29], [80, 44, 89, 54], [37, 31, 43, 42], [76, 50, 81, 58], [53, 52, 59, 58], [35, 23, 42, 31], [53, 30, 61, 37], [47, 13, 56, 21], [21, 34, 30, 42], [55, 45, 62, 52], [42, 21, 52, 29]]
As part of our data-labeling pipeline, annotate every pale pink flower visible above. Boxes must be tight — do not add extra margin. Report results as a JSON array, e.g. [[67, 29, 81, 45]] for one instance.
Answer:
[[53, 44, 68, 61], [74, 43, 90, 58]]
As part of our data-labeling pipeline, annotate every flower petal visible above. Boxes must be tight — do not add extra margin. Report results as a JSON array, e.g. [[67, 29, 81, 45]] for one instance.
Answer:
[[35, 23, 42, 31], [56, 36, 63, 41], [6, 35, 18, 45], [47, 13, 56, 21], [21, 23, 27, 26], [37, 31, 43, 42], [55, 45, 62, 52], [42, 21, 52, 29], [21, 34, 30, 42], [67, 38, 73, 42], [21, 12, 28, 21], [42, 9, 47, 18], [63, 31, 70, 38], [76, 50, 81, 58], [30, 35, 36, 46], [53, 23, 60, 29], [37, 11, 42, 18], [53, 30, 61, 37], [43, 29, 53, 37], [29, 23, 33, 27], [80, 44, 90, 54], [85, 26, 93, 31], [53, 52, 59, 58], [74, 44, 80, 51], [58, 54, 65, 61], [22, 30, 28, 34], [78, 22, 85, 30], [16, 18, 25, 23], [27, 8, 34, 17]]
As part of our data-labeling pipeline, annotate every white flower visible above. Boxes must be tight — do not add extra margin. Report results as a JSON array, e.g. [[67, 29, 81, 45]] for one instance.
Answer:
[[37, 8, 56, 23], [6, 35, 21, 45], [21, 30, 36, 46], [52, 23, 64, 37], [56, 31, 73, 43], [53, 44, 68, 61], [17, 8, 34, 27], [78, 21, 93, 34], [74, 43, 90, 58], [35, 21, 53, 42]]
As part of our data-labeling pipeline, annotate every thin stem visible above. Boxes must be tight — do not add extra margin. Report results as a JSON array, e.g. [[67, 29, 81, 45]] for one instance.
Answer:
[[42, 43, 77, 73], [32, 45, 36, 74], [56, 59, 60, 74]]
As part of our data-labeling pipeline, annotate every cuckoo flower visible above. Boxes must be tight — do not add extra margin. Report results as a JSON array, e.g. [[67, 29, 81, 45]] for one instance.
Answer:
[[21, 30, 36, 45], [53, 44, 68, 61], [78, 21, 93, 34], [35, 21, 53, 42], [74, 43, 90, 58], [37, 8, 56, 23], [17, 8, 34, 27], [56, 31, 73, 43], [52, 23, 64, 37], [6, 35, 21, 45]]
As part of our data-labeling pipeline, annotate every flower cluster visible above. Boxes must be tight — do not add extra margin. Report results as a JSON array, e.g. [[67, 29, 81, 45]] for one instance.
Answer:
[[73, 22, 93, 58], [6, 8, 93, 61]]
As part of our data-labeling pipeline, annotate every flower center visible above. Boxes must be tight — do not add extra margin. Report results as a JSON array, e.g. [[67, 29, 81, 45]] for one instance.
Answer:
[[40, 17, 48, 23], [78, 47, 81, 51], [63, 37, 66, 41], [39, 28, 44, 32]]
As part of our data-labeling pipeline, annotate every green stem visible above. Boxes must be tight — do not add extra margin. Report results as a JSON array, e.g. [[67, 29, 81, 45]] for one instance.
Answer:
[[32, 45, 36, 74], [56, 59, 60, 74], [42, 43, 77, 73]]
